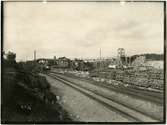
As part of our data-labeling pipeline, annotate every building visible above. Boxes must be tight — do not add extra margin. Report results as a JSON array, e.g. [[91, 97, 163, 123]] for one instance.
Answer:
[[57, 57, 70, 68], [146, 60, 163, 69]]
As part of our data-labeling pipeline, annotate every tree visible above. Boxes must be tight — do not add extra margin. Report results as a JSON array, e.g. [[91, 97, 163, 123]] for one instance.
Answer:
[[6, 51, 16, 63], [4, 51, 17, 68]]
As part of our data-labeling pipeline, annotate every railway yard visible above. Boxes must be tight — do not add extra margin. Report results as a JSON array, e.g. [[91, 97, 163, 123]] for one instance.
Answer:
[[3, 2, 165, 123], [41, 68, 164, 122], [2, 51, 165, 123]]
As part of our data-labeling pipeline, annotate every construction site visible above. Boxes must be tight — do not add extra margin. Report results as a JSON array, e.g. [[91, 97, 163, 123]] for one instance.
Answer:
[[40, 48, 164, 91], [2, 1, 165, 123], [89, 48, 164, 91], [2, 47, 164, 123]]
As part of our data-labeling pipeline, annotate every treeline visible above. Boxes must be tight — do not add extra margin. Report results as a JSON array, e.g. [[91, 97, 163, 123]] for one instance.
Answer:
[[3, 51, 51, 92], [2, 51, 72, 122], [130, 53, 164, 62]]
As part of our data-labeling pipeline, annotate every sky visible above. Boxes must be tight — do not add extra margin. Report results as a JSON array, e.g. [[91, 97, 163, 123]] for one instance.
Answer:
[[3, 2, 164, 61]]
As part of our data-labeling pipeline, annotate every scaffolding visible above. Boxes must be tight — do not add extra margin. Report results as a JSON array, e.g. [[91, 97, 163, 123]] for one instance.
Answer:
[[117, 48, 126, 68]]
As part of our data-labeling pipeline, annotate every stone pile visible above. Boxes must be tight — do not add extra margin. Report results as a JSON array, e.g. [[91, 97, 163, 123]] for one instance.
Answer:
[[91, 69, 164, 90]]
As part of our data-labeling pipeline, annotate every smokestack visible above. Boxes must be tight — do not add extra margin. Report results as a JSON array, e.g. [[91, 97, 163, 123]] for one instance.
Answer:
[[34, 50, 36, 61], [100, 48, 101, 61]]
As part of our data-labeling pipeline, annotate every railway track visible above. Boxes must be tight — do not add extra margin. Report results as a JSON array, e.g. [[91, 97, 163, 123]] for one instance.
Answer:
[[47, 73, 160, 122], [83, 79, 163, 105], [50, 71, 163, 105]]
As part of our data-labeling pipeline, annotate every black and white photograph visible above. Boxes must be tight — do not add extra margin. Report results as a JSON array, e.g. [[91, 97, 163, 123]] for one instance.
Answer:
[[1, 0, 166, 123]]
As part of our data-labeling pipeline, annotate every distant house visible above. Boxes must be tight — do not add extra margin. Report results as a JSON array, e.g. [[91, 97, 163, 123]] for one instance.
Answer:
[[130, 55, 163, 69], [37, 58, 54, 65], [37, 59, 48, 64], [146, 60, 163, 69], [57, 57, 70, 68]]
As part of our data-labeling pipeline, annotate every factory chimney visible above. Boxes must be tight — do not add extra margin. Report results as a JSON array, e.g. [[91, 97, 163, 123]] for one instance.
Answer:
[[34, 50, 36, 61]]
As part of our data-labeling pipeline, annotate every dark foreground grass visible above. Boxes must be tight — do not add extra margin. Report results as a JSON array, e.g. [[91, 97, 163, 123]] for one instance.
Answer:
[[2, 71, 72, 123]]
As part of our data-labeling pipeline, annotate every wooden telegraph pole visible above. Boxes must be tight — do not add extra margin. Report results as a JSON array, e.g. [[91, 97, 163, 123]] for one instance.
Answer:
[[100, 48, 102, 70]]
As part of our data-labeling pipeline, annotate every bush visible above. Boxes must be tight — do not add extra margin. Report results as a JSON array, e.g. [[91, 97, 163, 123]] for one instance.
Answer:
[[37, 76, 50, 90]]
